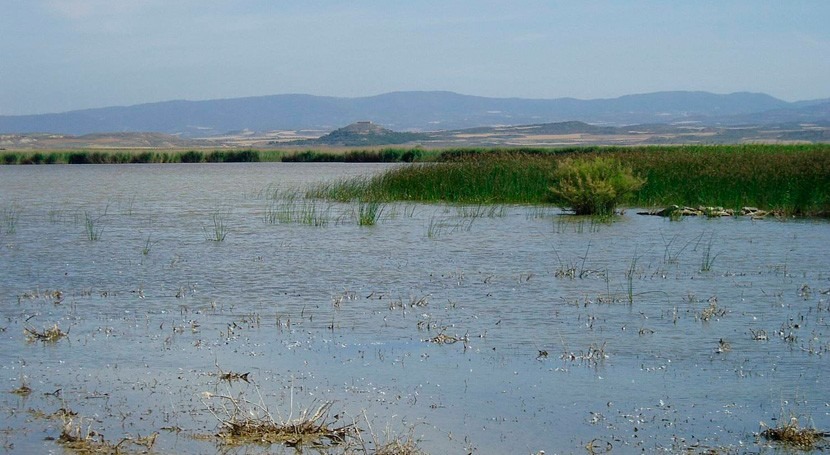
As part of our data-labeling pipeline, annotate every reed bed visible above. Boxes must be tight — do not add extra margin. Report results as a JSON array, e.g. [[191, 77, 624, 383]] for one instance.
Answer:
[[307, 153, 557, 204], [309, 145, 830, 216], [610, 145, 830, 216], [5, 144, 828, 214], [0, 147, 431, 164], [282, 148, 428, 163], [0, 149, 265, 164]]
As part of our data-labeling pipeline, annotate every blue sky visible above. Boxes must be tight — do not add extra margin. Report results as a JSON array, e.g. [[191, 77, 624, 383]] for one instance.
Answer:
[[1, 1, 828, 115]]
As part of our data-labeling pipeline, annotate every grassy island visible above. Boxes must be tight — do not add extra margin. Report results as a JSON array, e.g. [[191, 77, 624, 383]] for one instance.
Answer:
[[307, 144, 830, 217]]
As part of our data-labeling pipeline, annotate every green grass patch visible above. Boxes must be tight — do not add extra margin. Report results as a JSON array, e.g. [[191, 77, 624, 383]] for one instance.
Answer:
[[307, 152, 558, 204], [309, 144, 830, 216]]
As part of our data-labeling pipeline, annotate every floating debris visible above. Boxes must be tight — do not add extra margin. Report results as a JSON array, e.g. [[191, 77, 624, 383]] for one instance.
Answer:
[[10, 383, 32, 396], [220, 371, 250, 384], [25, 323, 67, 343], [700, 299, 726, 321], [425, 332, 468, 345], [750, 328, 768, 341], [561, 342, 608, 366]]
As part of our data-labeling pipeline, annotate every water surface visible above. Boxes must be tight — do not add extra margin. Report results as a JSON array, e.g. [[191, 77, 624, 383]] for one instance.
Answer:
[[1, 163, 828, 454]]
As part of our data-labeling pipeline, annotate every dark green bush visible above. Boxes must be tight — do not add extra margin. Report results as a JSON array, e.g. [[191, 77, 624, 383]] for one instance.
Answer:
[[179, 150, 205, 163]]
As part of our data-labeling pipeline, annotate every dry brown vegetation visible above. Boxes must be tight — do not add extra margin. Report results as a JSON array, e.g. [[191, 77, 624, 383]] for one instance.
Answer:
[[202, 392, 355, 449], [57, 414, 158, 454], [760, 417, 828, 450], [25, 323, 67, 342]]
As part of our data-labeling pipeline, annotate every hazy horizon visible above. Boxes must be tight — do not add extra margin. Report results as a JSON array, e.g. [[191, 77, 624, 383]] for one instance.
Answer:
[[2, 1, 829, 116]]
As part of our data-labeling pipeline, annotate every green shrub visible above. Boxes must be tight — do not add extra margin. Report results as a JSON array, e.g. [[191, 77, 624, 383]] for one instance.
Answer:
[[548, 157, 644, 215]]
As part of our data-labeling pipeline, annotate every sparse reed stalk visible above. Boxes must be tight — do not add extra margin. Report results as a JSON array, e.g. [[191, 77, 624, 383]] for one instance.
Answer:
[[83, 211, 103, 241], [264, 189, 332, 227], [205, 212, 229, 241], [141, 234, 156, 255], [661, 232, 691, 265], [626, 252, 639, 305], [357, 200, 384, 226], [426, 214, 442, 239], [699, 233, 720, 272], [3, 202, 21, 235]]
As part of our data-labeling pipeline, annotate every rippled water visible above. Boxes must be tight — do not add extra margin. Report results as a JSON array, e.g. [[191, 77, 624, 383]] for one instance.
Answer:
[[1, 163, 829, 454]]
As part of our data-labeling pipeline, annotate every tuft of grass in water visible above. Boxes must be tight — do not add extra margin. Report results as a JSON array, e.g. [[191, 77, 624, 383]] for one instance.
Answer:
[[3, 202, 21, 235], [10, 377, 32, 396], [56, 412, 158, 454], [456, 203, 507, 219], [760, 416, 828, 450], [141, 234, 157, 255], [265, 189, 331, 227], [201, 387, 355, 449], [357, 200, 385, 226], [661, 232, 692, 265], [625, 252, 639, 305], [374, 436, 428, 455], [84, 211, 104, 241], [25, 323, 68, 343], [425, 210, 477, 239], [698, 233, 721, 272], [205, 211, 229, 241], [700, 298, 726, 321]]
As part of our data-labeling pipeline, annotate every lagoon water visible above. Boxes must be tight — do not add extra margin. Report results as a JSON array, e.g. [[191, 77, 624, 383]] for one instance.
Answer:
[[1, 163, 829, 453]]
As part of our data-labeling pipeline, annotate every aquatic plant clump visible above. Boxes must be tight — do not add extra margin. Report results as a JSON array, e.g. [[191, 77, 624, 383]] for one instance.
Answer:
[[25, 323, 67, 343], [760, 417, 828, 450], [203, 394, 355, 448], [357, 200, 385, 226], [547, 157, 644, 215]]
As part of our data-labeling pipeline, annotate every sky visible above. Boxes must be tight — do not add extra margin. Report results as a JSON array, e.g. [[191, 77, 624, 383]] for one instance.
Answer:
[[1, 1, 829, 115]]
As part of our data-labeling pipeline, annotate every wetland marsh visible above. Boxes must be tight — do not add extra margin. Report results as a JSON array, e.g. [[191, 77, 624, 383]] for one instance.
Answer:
[[1, 163, 829, 453]]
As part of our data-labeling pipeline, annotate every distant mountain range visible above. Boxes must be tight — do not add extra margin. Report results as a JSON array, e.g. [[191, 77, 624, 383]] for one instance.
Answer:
[[2, 91, 829, 138]]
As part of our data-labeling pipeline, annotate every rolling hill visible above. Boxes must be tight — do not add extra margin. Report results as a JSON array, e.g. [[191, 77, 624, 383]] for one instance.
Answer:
[[2, 91, 827, 138]]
